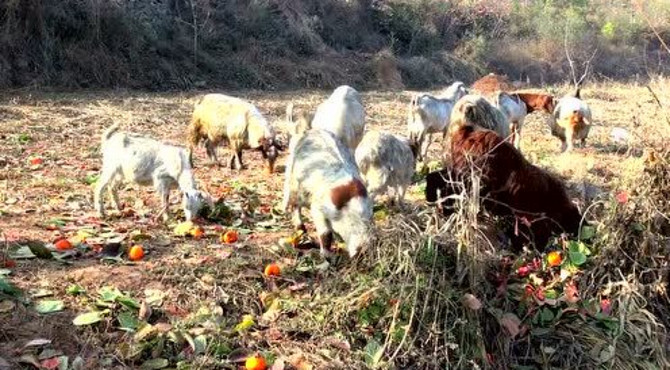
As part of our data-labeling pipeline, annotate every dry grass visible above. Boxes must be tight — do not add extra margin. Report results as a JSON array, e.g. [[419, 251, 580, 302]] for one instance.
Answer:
[[0, 80, 669, 369]]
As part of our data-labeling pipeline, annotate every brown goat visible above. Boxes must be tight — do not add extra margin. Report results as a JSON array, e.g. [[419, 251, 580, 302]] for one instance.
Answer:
[[426, 125, 583, 250], [513, 92, 556, 115], [471, 73, 513, 95]]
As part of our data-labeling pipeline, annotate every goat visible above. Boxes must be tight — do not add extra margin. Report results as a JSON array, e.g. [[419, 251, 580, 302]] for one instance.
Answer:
[[407, 82, 469, 162], [94, 124, 210, 222], [426, 124, 583, 250], [548, 88, 592, 152], [311, 85, 366, 152], [355, 130, 416, 205], [491, 92, 530, 149], [187, 94, 281, 172], [449, 94, 510, 143], [471, 73, 513, 95], [282, 129, 373, 258]]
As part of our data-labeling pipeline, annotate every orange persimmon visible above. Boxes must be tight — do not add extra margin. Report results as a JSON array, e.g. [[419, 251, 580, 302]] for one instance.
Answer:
[[245, 355, 267, 370], [54, 239, 73, 251], [264, 263, 281, 277], [221, 230, 238, 244], [547, 251, 562, 267], [128, 245, 145, 261]]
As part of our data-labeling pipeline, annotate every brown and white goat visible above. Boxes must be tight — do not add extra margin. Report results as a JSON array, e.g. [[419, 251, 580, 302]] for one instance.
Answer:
[[282, 129, 373, 258], [548, 88, 592, 152]]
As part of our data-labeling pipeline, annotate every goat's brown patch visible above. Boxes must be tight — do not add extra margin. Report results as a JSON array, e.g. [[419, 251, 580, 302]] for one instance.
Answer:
[[515, 93, 555, 114], [330, 179, 367, 210]]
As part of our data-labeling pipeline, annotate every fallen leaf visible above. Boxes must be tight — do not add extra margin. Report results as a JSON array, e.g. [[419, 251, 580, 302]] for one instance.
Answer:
[[462, 293, 482, 311], [18, 354, 41, 368], [288, 353, 313, 370], [234, 314, 255, 332], [138, 301, 152, 321], [499, 313, 521, 338], [140, 358, 168, 369], [72, 310, 105, 326], [35, 300, 64, 314], [9, 246, 36, 259], [66, 284, 85, 295], [24, 338, 52, 348]]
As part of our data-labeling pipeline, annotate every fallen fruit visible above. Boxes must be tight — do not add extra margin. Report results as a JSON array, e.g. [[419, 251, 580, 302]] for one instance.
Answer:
[[191, 226, 205, 239], [128, 245, 145, 261], [221, 230, 238, 244], [547, 251, 562, 267], [245, 355, 267, 370], [264, 263, 281, 277], [29, 157, 43, 165], [54, 239, 73, 251], [3, 259, 16, 268]]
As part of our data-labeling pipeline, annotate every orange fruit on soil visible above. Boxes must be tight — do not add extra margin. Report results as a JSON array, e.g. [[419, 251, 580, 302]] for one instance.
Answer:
[[221, 230, 238, 244], [54, 239, 73, 251], [29, 157, 43, 165], [264, 263, 281, 277], [128, 245, 145, 261], [547, 251, 562, 267], [245, 355, 267, 370], [191, 226, 205, 239]]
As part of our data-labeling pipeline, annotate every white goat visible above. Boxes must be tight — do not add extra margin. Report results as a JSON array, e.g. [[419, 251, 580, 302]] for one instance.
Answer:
[[95, 124, 209, 221], [439, 81, 469, 101], [549, 88, 593, 152], [491, 91, 528, 149], [311, 85, 366, 151], [282, 129, 373, 258], [407, 82, 468, 162], [188, 94, 280, 172], [355, 131, 416, 205]]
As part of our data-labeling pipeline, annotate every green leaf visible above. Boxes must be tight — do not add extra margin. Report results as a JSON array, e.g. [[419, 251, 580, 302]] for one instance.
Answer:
[[66, 284, 86, 295], [9, 246, 36, 260], [0, 277, 21, 296], [140, 358, 169, 369], [569, 251, 587, 266], [117, 311, 140, 332], [72, 311, 105, 326], [364, 338, 384, 366], [35, 300, 64, 314], [117, 296, 140, 310], [98, 286, 123, 302], [27, 242, 53, 259], [540, 308, 555, 323], [192, 335, 207, 355], [83, 174, 100, 185], [580, 225, 595, 240]]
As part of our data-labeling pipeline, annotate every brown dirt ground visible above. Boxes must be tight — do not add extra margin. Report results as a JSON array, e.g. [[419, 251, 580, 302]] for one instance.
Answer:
[[0, 80, 669, 368]]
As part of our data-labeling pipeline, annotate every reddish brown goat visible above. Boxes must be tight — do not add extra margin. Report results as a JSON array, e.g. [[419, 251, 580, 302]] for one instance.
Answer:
[[426, 125, 583, 250], [471, 73, 513, 95], [513, 92, 556, 115]]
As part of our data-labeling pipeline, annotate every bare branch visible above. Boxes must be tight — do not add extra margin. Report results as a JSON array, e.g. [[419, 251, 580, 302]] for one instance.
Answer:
[[564, 24, 577, 86], [575, 48, 598, 88]]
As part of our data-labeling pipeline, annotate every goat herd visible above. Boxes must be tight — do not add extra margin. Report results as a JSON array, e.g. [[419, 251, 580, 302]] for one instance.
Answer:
[[93, 75, 592, 259]]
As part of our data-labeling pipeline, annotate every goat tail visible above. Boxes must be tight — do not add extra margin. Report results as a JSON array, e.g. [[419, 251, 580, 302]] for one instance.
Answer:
[[101, 123, 120, 143], [187, 116, 203, 149]]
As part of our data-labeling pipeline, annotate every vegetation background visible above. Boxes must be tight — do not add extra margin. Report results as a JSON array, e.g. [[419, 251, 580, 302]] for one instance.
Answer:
[[1, 0, 669, 90]]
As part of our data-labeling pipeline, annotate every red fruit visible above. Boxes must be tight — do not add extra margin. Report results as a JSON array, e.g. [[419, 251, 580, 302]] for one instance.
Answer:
[[517, 265, 530, 277], [600, 298, 612, 315], [30, 157, 43, 165], [3, 259, 16, 268], [54, 239, 73, 250]]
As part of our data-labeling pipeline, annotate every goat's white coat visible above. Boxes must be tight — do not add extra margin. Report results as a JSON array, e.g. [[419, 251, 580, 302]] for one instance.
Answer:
[[407, 82, 468, 161], [282, 129, 373, 257], [95, 124, 208, 221], [355, 131, 415, 205], [549, 95, 593, 151], [311, 86, 366, 151], [189, 94, 278, 169], [492, 92, 528, 149]]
